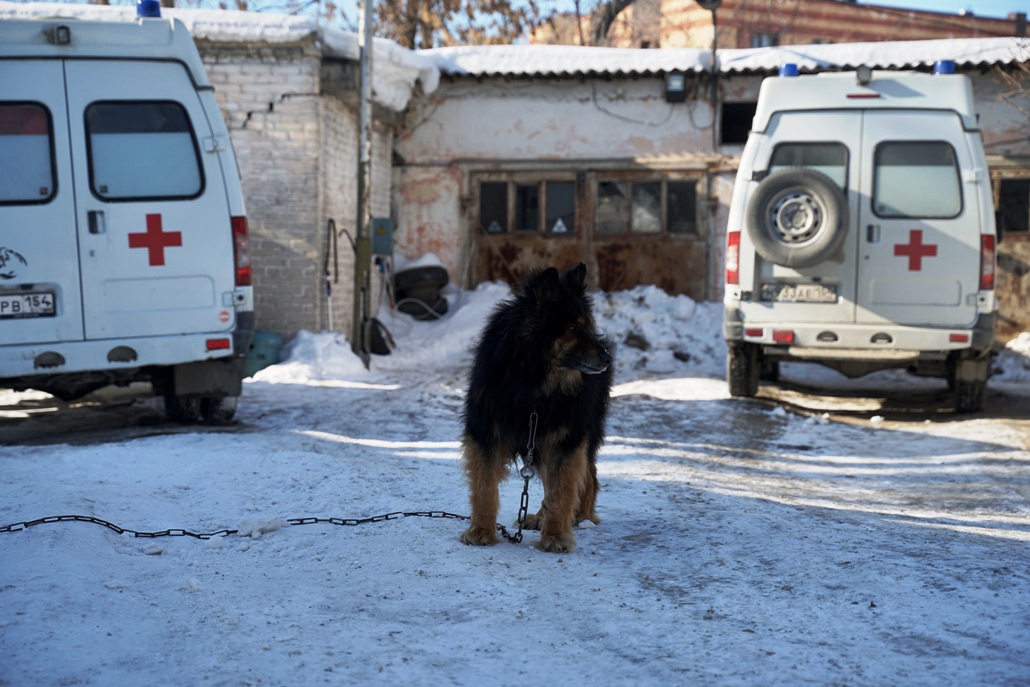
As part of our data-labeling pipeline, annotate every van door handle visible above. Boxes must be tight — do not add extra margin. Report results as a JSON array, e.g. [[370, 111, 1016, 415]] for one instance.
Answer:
[[866, 224, 880, 243], [88, 210, 105, 235]]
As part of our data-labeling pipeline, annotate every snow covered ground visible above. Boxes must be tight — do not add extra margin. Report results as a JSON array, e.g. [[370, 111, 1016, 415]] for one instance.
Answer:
[[2, 282, 1030, 686]]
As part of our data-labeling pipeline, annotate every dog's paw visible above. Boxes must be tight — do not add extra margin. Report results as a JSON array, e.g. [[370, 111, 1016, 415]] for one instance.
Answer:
[[460, 526, 498, 546], [537, 531, 576, 553], [518, 513, 543, 531]]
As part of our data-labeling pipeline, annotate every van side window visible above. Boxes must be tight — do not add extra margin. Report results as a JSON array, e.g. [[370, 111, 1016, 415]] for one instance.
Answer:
[[0, 103, 55, 204], [873, 141, 960, 218], [769, 143, 848, 188], [85, 101, 203, 201]]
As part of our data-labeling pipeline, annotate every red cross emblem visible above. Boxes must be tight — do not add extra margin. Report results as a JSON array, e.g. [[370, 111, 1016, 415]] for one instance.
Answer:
[[893, 229, 937, 271], [128, 214, 182, 266]]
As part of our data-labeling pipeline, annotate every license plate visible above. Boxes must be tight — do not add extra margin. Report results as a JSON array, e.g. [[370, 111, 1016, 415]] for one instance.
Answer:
[[760, 283, 838, 303], [0, 292, 56, 319]]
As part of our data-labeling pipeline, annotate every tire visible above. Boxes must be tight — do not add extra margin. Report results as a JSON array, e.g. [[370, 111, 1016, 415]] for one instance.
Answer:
[[393, 265, 449, 294], [745, 168, 848, 269], [201, 396, 238, 424], [954, 379, 986, 414], [164, 392, 201, 423], [727, 344, 759, 398], [952, 355, 989, 413]]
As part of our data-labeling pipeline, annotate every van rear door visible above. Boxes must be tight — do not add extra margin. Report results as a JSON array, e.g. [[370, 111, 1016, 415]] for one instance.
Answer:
[[855, 111, 981, 327], [64, 60, 237, 342], [0, 62, 85, 345]]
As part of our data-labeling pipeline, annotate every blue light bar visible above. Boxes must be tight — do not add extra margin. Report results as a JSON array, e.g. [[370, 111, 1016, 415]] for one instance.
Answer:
[[137, 0, 161, 18], [933, 60, 956, 75], [779, 63, 799, 77]]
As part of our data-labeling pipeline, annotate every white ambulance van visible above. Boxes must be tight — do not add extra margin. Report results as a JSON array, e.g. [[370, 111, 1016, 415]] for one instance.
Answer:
[[723, 62, 998, 413], [0, 3, 254, 422]]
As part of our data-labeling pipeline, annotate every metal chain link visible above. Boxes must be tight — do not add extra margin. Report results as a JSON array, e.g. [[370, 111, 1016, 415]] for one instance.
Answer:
[[0, 511, 475, 540], [1, 413, 546, 546], [500, 410, 539, 544]]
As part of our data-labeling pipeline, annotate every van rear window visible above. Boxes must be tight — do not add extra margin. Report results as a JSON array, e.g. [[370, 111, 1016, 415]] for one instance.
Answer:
[[769, 143, 848, 188], [873, 141, 961, 219], [0, 103, 55, 204], [86, 101, 203, 201]]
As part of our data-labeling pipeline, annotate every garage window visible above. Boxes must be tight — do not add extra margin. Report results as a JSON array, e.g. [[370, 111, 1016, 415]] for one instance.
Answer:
[[873, 141, 960, 218], [478, 178, 577, 235], [86, 101, 203, 201], [0, 102, 55, 204], [596, 178, 698, 234]]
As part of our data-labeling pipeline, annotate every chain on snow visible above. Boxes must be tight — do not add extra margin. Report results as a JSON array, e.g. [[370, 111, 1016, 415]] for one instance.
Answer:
[[1, 417, 546, 544], [0, 511, 533, 542]]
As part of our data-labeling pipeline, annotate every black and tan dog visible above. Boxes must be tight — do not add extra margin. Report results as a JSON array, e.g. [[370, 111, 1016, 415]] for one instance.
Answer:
[[459, 264, 614, 553]]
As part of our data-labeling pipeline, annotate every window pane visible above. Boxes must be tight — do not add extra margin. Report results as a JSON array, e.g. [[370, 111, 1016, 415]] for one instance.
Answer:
[[597, 180, 629, 233], [667, 181, 697, 233], [770, 143, 848, 188], [632, 182, 662, 233], [873, 142, 960, 218], [546, 181, 575, 234], [515, 183, 539, 232], [87, 101, 202, 200], [0, 103, 54, 204], [480, 182, 507, 233], [998, 179, 1029, 233]]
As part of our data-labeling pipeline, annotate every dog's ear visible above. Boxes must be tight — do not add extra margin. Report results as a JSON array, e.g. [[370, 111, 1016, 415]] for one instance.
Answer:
[[531, 267, 562, 305], [564, 263, 587, 291]]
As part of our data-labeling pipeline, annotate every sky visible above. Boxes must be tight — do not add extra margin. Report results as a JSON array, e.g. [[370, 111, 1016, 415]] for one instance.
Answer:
[[858, 1, 1021, 19], [19, 0, 1024, 26]]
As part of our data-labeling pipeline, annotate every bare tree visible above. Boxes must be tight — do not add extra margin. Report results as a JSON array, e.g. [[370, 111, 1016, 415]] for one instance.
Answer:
[[588, 0, 634, 46], [376, 0, 543, 49]]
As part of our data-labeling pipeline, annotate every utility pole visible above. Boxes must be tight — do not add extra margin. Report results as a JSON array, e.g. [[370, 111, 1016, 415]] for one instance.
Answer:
[[351, 0, 374, 368], [698, 0, 722, 151]]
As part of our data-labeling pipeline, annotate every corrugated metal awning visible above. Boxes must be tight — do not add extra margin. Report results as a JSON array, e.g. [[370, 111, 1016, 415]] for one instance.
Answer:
[[425, 37, 1030, 78]]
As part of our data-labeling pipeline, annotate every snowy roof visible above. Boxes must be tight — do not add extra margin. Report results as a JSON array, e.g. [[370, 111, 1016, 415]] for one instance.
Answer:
[[0, 1, 439, 111], [424, 36, 1030, 78]]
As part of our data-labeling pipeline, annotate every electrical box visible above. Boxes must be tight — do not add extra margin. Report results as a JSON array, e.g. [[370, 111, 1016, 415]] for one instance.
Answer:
[[371, 218, 393, 256]]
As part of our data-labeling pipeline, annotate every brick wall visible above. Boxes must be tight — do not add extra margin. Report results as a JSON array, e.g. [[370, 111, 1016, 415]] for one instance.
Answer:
[[198, 39, 395, 344]]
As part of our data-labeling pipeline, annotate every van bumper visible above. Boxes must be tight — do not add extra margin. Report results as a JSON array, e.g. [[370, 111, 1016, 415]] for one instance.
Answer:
[[0, 332, 239, 379], [723, 309, 997, 356]]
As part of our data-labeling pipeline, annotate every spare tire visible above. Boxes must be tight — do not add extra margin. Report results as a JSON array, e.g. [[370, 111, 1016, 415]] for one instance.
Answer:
[[745, 168, 848, 269]]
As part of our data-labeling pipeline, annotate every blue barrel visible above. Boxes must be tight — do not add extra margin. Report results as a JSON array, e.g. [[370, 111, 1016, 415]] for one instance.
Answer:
[[243, 330, 284, 378]]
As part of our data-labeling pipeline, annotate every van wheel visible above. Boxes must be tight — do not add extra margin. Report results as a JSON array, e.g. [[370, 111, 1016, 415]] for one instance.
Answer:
[[201, 396, 238, 424], [952, 355, 989, 413], [746, 168, 848, 269], [164, 392, 201, 423], [727, 344, 759, 398], [954, 379, 986, 413]]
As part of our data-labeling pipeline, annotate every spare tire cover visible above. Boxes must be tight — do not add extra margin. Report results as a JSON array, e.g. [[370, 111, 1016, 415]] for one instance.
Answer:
[[744, 168, 848, 269]]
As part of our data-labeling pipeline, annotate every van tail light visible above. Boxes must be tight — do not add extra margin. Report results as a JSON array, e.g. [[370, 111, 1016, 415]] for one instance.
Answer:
[[207, 338, 231, 351], [726, 231, 741, 285], [979, 234, 995, 291], [772, 330, 795, 344], [232, 216, 252, 287]]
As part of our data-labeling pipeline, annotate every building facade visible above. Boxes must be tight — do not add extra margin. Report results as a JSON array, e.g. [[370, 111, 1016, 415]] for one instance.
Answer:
[[4, 3, 1029, 344], [540, 0, 1027, 49]]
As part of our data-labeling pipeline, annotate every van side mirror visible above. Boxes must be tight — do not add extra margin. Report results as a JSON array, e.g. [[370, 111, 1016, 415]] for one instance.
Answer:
[[995, 210, 1006, 244]]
